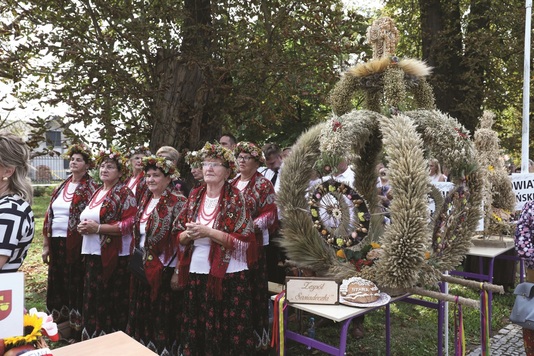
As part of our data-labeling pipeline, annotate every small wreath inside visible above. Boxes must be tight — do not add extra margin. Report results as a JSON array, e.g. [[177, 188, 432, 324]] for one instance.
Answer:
[[309, 178, 371, 249]]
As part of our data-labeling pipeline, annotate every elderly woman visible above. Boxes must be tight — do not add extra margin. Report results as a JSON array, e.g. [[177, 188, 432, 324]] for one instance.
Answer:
[[232, 141, 278, 351], [515, 201, 534, 355], [125, 145, 151, 202], [156, 146, 190, 197], [42, 143, 98, 328], [185, 150, 203, 188], [77, 147, 137, 339], [174, 142, 255, 356], [0, 132, 34, 273], [126, 155, 187, 355]]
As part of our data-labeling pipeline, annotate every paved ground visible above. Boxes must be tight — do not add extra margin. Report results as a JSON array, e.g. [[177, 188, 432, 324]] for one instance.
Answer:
[[467, 323, 525, 356]]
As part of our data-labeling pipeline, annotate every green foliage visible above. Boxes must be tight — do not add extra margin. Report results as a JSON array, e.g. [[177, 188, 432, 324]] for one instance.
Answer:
[[1, 0, 374, 150], [383, 0, 527, 156]]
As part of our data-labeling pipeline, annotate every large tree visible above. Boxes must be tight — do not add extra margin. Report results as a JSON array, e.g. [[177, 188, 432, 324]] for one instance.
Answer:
[[0, 0, 371, 151], [383, 0, 526, 148]]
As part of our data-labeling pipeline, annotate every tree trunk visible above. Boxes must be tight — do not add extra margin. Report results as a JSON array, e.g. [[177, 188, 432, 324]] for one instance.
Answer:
[[150, 51, 219, 152], [419, 0, 469, 129], [150, 0, 221, 152]]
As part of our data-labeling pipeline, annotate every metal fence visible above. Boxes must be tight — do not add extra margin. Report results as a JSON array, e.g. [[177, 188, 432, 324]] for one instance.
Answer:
[[30, 156, 70, 184]]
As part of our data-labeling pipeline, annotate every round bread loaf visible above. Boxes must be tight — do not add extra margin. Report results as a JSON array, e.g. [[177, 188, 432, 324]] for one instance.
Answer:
[[341, 278, 380, 303]]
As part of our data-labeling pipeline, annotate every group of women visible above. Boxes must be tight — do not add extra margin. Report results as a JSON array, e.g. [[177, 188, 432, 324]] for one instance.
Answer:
[[41, 140, 277, 356]]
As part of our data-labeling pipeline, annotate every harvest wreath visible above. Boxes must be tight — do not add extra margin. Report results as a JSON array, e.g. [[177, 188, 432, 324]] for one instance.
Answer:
[[275, 17, 504, 306]]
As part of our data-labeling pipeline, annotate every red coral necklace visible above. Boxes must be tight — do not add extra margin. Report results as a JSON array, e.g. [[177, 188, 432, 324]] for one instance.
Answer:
[[198, 195, 220, 224], [62, 181, 78, 202], [89, 189, 109, 209]]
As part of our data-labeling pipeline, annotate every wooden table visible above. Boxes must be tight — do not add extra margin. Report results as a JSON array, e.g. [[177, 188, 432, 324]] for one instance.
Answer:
[[51, 331, 157, 356]]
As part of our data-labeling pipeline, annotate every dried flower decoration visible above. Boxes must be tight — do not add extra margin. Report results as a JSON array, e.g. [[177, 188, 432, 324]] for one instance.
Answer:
[[141, 155, 179, 179], [234, 141, 266, 164], [126, 144, 151, 158], [199, 142, 237, 179], [185, 150, 202, 168], [63, 143, 94, 167], [95, 147, 128, 178]]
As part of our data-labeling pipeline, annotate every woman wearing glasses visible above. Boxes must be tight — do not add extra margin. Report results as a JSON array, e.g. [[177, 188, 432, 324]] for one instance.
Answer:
[[174, 142, 255, 356], [77, 147, 137, 339], [232, 141, 277, 352]]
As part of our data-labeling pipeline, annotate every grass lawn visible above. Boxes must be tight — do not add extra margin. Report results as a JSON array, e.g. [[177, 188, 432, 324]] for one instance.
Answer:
[[20, 195, 518, 355]]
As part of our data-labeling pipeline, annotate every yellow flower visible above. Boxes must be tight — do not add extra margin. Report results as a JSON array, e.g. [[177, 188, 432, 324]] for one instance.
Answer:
[[336, 249, 346, 259], [4, 313, 43, 347], [370, 242, 381, 249], [488, 165, 494, 172]]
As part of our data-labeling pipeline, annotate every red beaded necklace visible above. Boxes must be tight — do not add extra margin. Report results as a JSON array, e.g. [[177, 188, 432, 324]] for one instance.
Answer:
[[62, 181, 78, 202], [128, 173, 143, 190], [198, 195, 220, 224], [89, 189, 109, 209]]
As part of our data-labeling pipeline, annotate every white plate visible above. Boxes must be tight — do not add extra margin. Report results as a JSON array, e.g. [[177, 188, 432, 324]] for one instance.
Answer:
[[339, 292, 391, 308]]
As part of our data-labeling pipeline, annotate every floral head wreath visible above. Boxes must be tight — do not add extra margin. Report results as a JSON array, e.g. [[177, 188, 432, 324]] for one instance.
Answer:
[[126, 145, 151, 158], [63, 143, 94, 167], [141, 155, 180, 178], [235, 141, 266, 164], [199, 141, 237, 178], [185, 150, 202, 168], [95, 147, 128, 180]]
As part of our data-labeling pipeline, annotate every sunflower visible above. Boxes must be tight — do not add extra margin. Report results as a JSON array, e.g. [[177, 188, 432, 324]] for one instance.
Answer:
[[3, 313, 43, 347]]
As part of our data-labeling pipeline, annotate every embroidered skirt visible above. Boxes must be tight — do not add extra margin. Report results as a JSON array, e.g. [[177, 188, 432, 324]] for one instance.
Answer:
[[126, 268, 182, 356], [250, 248, 270, 351], [81, 255, 130, 340], [181, 271, 255, 356], [46, 237, 85, 328]]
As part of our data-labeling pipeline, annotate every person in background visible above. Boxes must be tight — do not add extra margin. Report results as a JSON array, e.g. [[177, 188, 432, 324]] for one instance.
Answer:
[[185, 150, 204, 188], [232, 142, 278, 352], [219, 133, 237, 151], [259, 143, 283, 187], [428, 158, 447, 182], [156, 146, 190, 197], [0, 132, 34, 273], [175, 142, 256, 355], [127, 155, 187, 355], [281, 147, 292, 160], [125, 145, 151, 202], [42, 143, 98, 331], [377, 166, 392, 211], [77, 147, 137, 339], [515, 201, 534, 355]]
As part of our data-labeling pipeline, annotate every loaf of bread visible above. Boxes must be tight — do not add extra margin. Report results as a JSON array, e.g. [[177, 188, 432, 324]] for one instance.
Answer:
[[340, 277, 380, 304]]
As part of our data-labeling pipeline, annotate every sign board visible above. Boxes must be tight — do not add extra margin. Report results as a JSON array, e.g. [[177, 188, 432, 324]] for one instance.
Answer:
[[0, 272, 24, 339], [285, 277, 339, 305], [510, 173, 534, 211]]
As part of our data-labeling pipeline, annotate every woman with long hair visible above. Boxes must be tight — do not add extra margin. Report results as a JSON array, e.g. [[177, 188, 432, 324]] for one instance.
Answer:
[[174, 142, 255, 355], [42, 143, 98, 331], [77, 147, 137, 339], [0, 132, 34, 273]]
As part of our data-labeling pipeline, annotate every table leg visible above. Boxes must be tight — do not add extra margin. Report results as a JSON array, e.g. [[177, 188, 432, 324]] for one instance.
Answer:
[[386, 303, 391, 356]]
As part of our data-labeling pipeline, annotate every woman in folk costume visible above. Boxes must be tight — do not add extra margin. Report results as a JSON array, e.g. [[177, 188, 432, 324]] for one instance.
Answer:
[[125, 145, 151, 203], [77, 147, 137, 339], [42, 143, 98, 331], [174, 142, 256, 356], [126, 156, 187, 355], [232, 141, 278, 351]]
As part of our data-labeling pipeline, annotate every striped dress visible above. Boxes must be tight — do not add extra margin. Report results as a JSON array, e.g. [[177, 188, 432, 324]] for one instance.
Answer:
[[0, 194, 35, 273]]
